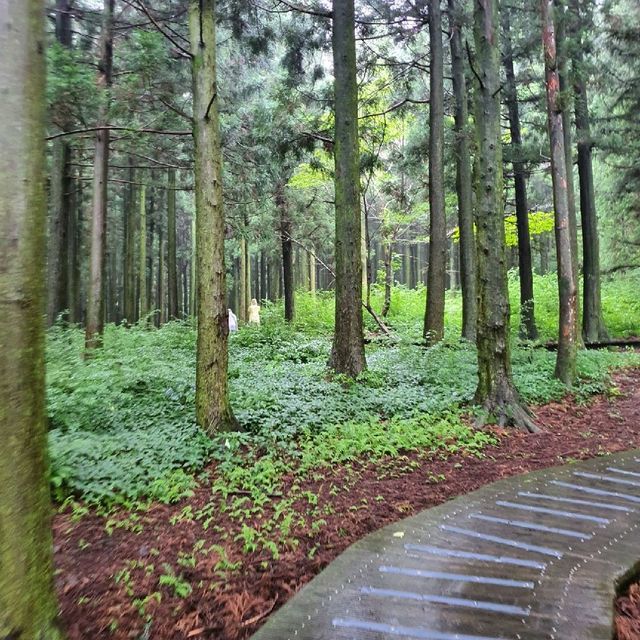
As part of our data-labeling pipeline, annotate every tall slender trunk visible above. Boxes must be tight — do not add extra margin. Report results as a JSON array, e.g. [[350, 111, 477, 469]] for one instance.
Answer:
[[278, 186, 294, 321], [472, 0, 537, 431], [502, 6, 538, 340], [138, 183, 147, 321], [239, 233, 248, 322], [570, 0, 607, 341], [329, 0, 366, 376], [70, 166, 83, 323], [167, 167, 179, 319], [424, 0, 446, 345], [85, 0, 113, 352], [157, 223, 164, 326], [47, 0, 74, 325], [381, 240, 392, 317], [542, 0, 578, 385], [123, 165, 136, 324], [190, 214, 196, 316], [556, 0, 582, 342], [309, 248, 316, 294], [0, 1, 66, 635], [189, 0, 237, 434]]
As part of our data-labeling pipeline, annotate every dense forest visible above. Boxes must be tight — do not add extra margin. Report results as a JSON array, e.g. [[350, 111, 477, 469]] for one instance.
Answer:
[[1, 0, 640, 638]]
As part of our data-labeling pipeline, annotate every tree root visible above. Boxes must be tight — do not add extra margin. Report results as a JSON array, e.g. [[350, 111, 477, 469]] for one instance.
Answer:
[[474, 391, 540, 433]]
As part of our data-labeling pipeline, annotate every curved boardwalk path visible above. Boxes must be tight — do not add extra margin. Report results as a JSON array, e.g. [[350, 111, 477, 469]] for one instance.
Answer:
[[251, 449, 640, 640]]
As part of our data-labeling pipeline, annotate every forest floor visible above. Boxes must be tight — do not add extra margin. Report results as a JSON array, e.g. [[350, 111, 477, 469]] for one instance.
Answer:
[[53, 366, 640, 640]]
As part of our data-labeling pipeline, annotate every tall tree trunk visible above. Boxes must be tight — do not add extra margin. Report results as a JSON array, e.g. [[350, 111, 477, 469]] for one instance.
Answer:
[[167, 167, 179, 319], [309, 248, 316, 294], [0, 1, 66, 635], [424, 0, 446, 345], [123, 166, 136, 324], [239, 233, 248, 322], [570, 0, 607, 342], [502, 6, 538, 341], [70, 166, 83, 323], [260, 251, 267, 300], [85, 0, 113, 352], [329, 0, 366, 376], [190, 214, 196, 316], [542, 0, 579, 385], [47, 0, 74, 325], [157, 223, 164, 326], [138, 183, 147, 321], [381, 240, 392, 317], [556, 0, 582, 342], [189, 0, 237, 433], [472, 0, 537, 432], [278, 186, 294, 321]]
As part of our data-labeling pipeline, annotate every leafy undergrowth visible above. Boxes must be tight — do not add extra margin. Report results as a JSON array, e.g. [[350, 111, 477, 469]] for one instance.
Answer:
[[53, 368, 640, 640], [47, 318, 640, 506]]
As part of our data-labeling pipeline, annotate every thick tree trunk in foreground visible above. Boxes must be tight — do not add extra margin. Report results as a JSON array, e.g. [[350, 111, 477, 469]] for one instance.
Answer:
[[189, 0, 237, 434], [0, 2, 66, 636], [85, 0, 113, 352], [329, 0, 366, 377], [571, 0, 607, 342], [542, 0, 578, 385], [502, 7, 538, 341], [472, 0, 537, 432], [448, 0, 476, 341], [167, 168, 179, 320], [424, 0, 446, 345]]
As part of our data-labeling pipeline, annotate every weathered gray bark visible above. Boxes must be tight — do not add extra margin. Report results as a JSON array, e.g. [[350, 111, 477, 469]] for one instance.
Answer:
[[502, 6, 538, 341], [472, 0, 537, 432], [570, 0, 607, 342], [189, 0, 237, 434], [542, 0, 579, 385], [329, 0, 367, 376], [167, 167, 179, 320], [448, 0, 476, 341], [85, 0, 113, 352], [424, 0, 447, 345], [0, 2, 66, 636]]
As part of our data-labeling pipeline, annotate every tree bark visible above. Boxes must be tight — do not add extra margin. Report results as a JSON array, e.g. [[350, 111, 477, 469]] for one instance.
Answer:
[[123, 165, 136, 324], [138, 183, 147, 321], [85, 0, 113, 352], [157, 221, 164, 326], [0, 2, 66, 636], [570, 0, 607, 342], [502, 6, 538, 341], [448, 0, 476, 340], [167, 167, 179, 319], [542, 0, 579, 385], [189, 0, 237, 434], [47, 0, 74, 325], [472, 0, 537, 432], [329, 0, 366, 376], [424, 0, 447, 345], [556, 0, 582, 342], [278, 186, 295, 321]]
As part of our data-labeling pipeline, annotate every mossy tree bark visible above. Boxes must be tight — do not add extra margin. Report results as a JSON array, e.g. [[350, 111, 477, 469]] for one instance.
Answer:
[[189, 0, 238, 434], [0, 1, 66, 637], [424, 0, 447, 345], [472, 0, 538, 432], [542, 0, 579, 385], [570, 0, 608, 342], [167, 167, 179, 320], [85, 0, 114, 352], [329, 0, 367, 377], [502, 6, 538, 341], [448, 0, 477, 342]]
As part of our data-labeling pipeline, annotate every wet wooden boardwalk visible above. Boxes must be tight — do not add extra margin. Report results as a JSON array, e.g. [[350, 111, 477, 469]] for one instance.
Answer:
[[251, 449, 640, 640]]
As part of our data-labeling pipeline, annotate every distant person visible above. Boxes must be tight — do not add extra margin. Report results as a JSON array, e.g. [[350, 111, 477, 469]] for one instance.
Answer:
[[248, 298, 261, 325], [228, 309, 238, 332]]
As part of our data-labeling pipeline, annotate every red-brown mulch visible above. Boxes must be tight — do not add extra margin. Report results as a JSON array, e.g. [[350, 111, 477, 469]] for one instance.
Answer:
[[54, 368, 640, 640], [616, 581, 640, 640]]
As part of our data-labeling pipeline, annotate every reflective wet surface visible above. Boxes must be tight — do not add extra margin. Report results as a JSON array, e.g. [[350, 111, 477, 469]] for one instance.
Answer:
[[250, 450, 640, 640]]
